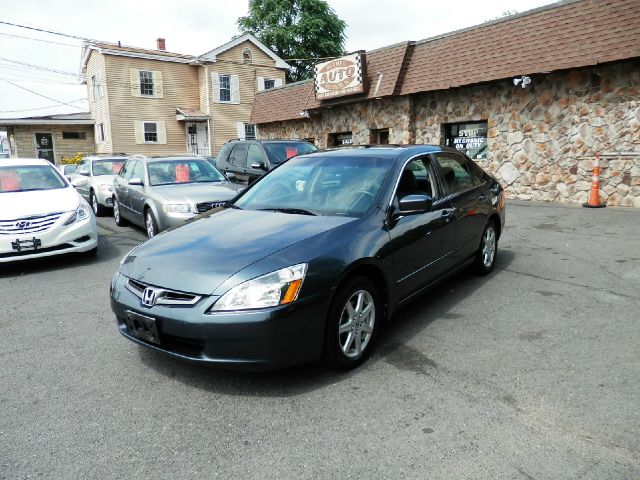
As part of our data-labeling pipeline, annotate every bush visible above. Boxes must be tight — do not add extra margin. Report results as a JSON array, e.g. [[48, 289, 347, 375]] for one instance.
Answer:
[[61, 152, 85, 165]]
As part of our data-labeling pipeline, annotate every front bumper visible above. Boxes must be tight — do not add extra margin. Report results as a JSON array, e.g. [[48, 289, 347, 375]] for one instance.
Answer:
[[0, 214, 98, 262], [95, 188, 113, 207], [110, 273, 330, 370]]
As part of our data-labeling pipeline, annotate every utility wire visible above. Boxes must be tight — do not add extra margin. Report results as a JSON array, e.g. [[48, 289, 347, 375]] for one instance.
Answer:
[[0, 20, 91, 41], [0, 57, 78, 76], [0, 77, 86, 110], [0, 31, 81, 47], [0, 97, 88, 113]]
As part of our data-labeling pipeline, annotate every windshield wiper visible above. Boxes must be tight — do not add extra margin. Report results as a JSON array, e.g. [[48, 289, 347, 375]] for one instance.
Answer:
[[228, 204, 242, 210], [259, 208, 317, 216]]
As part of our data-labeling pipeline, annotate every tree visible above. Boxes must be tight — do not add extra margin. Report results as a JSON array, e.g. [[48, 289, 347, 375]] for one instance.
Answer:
[[238, 0, 347, 83]]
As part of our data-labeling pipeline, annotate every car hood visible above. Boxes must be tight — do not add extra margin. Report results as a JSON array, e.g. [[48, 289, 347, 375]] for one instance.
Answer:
[[151, 182, 241, 204], [120, 208, 355, 295], [0, 186, 79, 220]]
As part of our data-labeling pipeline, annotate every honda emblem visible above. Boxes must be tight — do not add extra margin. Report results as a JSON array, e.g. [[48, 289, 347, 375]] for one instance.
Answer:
[[141, 287, 157, 307]]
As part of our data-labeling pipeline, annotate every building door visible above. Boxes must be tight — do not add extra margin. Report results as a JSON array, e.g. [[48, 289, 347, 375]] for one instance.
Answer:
[[34, 133, 54, 163], [186, 122, 209, 155]]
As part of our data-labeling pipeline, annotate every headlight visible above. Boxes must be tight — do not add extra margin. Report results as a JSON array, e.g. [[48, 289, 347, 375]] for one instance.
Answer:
[[99, 184, 113, 193], [63, 199, 92, 225], [163, 203, 191, 213], [209, 263, 307, 312]]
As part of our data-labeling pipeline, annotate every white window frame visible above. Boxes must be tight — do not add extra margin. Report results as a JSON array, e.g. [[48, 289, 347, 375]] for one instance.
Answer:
[[244, 123, 256, 140], [263, 79, 276, 90], [139, 70, 154, 97], [218, 74, 231, 102], [143, 122, 158, 143], [97, 123, 106, 143], [91, 71, 103, 100]]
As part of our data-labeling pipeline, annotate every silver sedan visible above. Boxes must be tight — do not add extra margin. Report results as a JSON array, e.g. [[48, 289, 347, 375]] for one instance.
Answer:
[[69, 155, 127, 216], [112, 156, 242, 238]]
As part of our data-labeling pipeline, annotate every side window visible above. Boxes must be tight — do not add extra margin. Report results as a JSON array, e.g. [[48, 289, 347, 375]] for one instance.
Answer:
[[434, 153, 481, 195], [77, 160, 90, 176], [122, 160, 136, 181], [230, 144, 248, 167], [130, 161, 145, 182], [247, 144, 264, 167], [397, 157, 437, 199]]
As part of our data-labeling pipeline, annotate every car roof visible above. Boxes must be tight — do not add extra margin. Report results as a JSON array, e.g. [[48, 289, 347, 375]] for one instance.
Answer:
[[0, 158, 56, 167], [299, 144, 445, 161]]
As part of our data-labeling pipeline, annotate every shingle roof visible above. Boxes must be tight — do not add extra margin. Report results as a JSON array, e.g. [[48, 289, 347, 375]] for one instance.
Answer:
[[87, 41, 194, 61], [399, 0, 640, 95], [251, 42, 412, 124], [252, 0, 640, 124]]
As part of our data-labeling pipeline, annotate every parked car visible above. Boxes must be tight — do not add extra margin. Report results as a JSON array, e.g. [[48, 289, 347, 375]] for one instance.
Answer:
[[216, 139, 317, 184], [68, 155, 127, 216], [112, 155, 242, 238], [0, 158, 97, 262], [110, 145, 505, 370]]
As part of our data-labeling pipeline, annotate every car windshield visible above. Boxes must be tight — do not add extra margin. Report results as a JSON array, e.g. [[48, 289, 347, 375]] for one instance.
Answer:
[[63, 165, 77, 174], [0, 165, 66, 193], [234, 154, 391, 217], [93, 159, 125, 175], [263, 142, 317, 165], [148, 159, 226, 186]]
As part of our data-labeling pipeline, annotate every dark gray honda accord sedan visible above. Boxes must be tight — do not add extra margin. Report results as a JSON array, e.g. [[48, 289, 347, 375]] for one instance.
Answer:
[[110, 145, 505, 370]]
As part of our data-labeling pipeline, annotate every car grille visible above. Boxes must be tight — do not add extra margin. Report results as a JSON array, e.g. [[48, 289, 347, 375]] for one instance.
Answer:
[[125, 277, 202, 306], [196, 201, 227, 213], [0, 212, 65, 236]]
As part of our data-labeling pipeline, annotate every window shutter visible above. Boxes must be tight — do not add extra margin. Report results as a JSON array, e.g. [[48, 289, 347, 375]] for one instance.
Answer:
[[231, 75, 240, 103], [130, 69, 140, 97], [257, 76, 265, 91], [275, 78, 283, 88], [134, 121, 143, 144], [236, 122, 245, 140], [153, 71, 163, 98], [95, 124, 101, 144], [157, 121, 167, 144], [210, 71, 220, 102]]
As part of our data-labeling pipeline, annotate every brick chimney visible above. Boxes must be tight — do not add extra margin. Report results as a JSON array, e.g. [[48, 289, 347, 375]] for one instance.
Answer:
[[156, 38, 166, 51]]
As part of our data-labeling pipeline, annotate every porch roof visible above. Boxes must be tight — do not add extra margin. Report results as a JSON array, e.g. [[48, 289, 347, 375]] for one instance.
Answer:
[[175, 108, 209, 121]]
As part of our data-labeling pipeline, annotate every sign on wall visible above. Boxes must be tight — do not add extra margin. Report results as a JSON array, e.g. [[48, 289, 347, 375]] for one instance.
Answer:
[[314, 52, 366, 100], [444, 121, 488, 159]]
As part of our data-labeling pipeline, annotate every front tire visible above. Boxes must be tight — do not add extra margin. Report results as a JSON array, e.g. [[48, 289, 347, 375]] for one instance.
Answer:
[[323, 276, 380, 369], [145, 208, 158, 239], [474, 220, 498, 275], [113, 196, 128, 226], [90, 190, 106, 217]]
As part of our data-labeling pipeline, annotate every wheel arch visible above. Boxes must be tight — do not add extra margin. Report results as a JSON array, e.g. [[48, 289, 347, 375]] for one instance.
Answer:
[[488, 213, 502, 239]]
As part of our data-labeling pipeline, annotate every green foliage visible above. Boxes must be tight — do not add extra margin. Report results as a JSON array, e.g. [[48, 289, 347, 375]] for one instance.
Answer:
[[61, 152, 85, 164], [238, 0, 347, 83]]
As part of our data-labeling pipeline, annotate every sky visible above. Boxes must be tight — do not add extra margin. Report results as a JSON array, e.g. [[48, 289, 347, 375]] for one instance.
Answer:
[[0, 0, 557, 119]]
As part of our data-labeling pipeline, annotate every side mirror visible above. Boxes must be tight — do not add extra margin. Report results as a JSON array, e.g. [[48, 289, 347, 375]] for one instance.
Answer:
[[225, 172, 236, 180], [128, 177, 144, 186], [398, 194, 432, 215], [250, 161, 267, 171]]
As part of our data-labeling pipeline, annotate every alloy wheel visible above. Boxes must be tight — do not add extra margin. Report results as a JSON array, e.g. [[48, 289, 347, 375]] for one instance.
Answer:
[[146, 211, 155, 238], [113, 199, 120, 223], [482, 225, 496, 268], [91, 193, 99, 214], [338, 289, 376, 358]]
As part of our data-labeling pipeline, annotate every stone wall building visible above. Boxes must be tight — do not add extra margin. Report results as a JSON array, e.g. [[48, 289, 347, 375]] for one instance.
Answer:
[[251, 0, 640, 207]]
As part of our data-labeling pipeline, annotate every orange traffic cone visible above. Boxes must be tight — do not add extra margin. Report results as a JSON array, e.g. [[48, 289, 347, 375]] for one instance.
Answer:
[[582, 154, 606, 208]]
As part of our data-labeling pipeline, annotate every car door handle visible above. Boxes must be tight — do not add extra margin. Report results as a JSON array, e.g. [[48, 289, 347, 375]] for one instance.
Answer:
[[441, 209, 455, 220]]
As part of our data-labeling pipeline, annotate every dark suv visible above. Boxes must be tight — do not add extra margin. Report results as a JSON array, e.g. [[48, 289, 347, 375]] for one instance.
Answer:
[[216, 139, 317, 184]]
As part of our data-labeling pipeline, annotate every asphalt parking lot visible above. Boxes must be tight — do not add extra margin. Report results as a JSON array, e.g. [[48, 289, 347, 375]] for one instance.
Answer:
[[1, 202, 638, 480]]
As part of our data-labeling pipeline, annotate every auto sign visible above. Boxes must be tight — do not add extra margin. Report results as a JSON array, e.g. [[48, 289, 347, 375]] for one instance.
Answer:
[[314, 52, 366, 100]]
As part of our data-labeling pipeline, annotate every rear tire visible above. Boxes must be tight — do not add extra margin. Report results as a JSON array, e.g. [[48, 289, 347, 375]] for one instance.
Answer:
[[323, 276, 380, 370], [473, 220, 498, 275], [113, 196, 128, 226], [90, 190, 106, 217]]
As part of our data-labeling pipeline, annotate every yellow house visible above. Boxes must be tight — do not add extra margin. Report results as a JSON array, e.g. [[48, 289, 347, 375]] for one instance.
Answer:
[[80, 34, 289, 156]]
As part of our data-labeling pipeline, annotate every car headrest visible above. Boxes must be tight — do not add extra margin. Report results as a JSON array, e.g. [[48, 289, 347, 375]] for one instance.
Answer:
[[398, 169, 418, 192]]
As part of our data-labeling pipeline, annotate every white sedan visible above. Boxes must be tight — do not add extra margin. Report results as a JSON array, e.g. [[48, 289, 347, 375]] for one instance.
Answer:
[[0, 158, 98, 262]]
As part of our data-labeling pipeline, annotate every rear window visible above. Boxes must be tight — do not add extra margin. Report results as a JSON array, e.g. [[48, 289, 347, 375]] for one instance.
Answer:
[[93, 159, 125, 175], [0, 165, 67, 193], [263, 142, 317, 165]]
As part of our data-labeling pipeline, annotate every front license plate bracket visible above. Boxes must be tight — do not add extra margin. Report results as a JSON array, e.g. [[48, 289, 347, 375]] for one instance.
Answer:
[[11, 237, 41, 252], [125, 310, 160, 345]]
